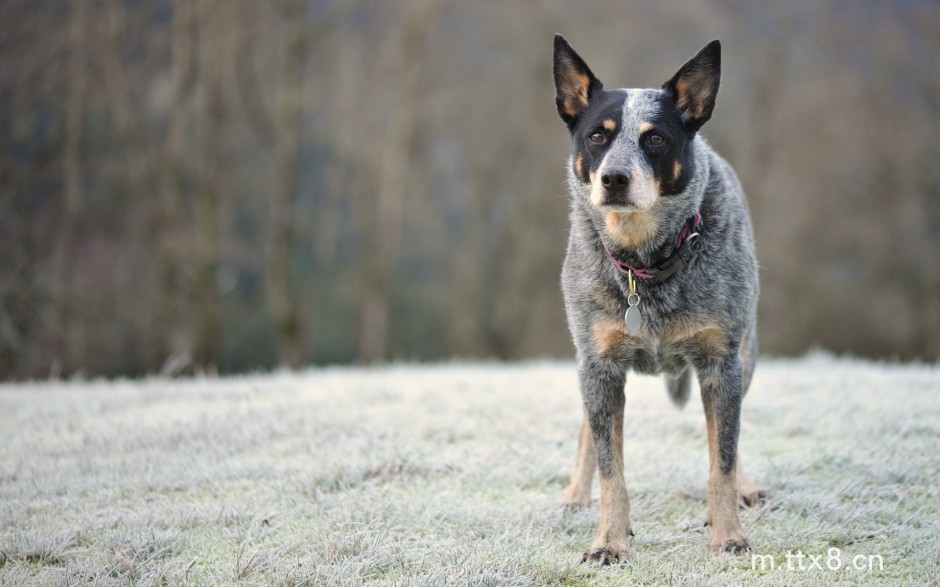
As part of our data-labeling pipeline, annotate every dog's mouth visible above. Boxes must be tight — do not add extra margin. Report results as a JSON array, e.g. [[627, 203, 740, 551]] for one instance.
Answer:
[[597, 201, 650, 213], [593, 193, 657, 214]]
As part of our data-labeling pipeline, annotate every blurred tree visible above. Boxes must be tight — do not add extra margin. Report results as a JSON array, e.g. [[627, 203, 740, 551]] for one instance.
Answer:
[[356, 0, 438, 363], [267, 0, 306, 369], [157, 0, 198, 374], [192, 0, 226, 370], [49, 0, 90, 375]]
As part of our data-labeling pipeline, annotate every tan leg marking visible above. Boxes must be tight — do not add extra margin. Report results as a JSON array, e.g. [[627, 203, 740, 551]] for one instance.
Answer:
[[664, 321, 729, 359], [704, 404, 749, 554], [562, 413, 595, 508], [613, 408, 624, 472], [692, 327, 729, 357], [592, 320, 625, 357]]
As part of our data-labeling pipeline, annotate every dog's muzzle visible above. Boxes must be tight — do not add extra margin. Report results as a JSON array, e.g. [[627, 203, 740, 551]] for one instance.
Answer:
[[599, 167, 631, 207]]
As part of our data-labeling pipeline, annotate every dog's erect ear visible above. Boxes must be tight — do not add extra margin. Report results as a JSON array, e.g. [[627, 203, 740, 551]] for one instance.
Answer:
[[663, 40, 721, 133], [553, 34, 602, 128]]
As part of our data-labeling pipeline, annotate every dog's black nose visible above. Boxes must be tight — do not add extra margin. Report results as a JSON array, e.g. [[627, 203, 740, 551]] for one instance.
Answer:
[[600, 168, 631, 205], [601, 169, 630, 191]]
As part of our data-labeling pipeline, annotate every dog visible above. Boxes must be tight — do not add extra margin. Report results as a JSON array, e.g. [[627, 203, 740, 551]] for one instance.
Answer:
[[552, 35, 767, 564]]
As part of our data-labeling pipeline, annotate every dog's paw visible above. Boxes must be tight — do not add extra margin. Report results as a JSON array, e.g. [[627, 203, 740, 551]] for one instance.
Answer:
[[739, 488, 771, 508], [709, 534, 751, 555], [582, 545, 633, 565]]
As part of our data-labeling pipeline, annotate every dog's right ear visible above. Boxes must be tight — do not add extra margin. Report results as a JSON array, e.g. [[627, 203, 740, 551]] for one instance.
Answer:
[[553, 35, 602, 128]]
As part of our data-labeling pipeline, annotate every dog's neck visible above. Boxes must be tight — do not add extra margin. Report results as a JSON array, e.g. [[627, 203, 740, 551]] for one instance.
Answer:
[[600, 213, 703, 281], [596, 208, 679, 267], [579, 184, 709, 272], [598, 211, 696, 272]]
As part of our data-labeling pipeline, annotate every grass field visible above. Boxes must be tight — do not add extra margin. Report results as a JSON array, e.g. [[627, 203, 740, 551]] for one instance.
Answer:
[[1, 354, 938, 586]]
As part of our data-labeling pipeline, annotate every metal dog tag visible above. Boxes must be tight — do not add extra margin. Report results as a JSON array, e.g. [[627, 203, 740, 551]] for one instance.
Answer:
[[625, 293, 642, 334]]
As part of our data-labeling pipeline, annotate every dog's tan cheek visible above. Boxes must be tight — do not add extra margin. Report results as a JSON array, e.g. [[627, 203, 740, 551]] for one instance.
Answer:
[[673, 161, 682, 181], [575, 154, 586, 182]]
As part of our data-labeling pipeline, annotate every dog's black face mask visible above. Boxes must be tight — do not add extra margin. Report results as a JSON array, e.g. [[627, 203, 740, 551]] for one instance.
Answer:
[[553, 36, 721, 212]]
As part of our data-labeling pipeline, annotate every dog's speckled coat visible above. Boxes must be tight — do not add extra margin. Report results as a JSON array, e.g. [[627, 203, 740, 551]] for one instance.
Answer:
[[553, 35, 765, 564]]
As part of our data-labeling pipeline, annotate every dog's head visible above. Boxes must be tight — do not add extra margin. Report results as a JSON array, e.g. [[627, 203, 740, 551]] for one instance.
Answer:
[[553, 36, 720, 231]]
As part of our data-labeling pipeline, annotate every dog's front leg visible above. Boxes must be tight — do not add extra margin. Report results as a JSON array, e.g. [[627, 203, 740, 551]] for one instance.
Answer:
[[579, 358, 632, 564], [699, 353, 750, 554]]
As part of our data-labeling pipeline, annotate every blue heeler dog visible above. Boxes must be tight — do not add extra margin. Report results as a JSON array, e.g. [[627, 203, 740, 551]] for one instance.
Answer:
[[553, 35, 768, 563]]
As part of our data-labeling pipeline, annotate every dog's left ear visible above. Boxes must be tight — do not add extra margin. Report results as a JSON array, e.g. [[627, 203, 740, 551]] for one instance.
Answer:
[[553, 34, 603, 128], [663, 40, 721, 133]]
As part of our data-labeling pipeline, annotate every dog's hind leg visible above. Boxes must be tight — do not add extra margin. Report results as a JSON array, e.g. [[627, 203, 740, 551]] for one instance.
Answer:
[[665, 367, 692, 409], [562, 412, 595, 510], [736, 460, 770, 507], [736, 323, 769, 507]]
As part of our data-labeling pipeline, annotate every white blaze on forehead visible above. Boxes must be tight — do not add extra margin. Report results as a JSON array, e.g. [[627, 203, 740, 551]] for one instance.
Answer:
[[621, 89, 661, 138]]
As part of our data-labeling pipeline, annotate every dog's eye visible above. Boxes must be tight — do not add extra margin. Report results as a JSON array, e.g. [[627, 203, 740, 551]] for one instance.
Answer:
[[648, 133, 665, 146], [589, 131, 605, 144]]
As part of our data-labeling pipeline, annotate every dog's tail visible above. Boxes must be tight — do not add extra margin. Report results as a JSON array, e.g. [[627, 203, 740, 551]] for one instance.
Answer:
[[665, 368, 692, 409]]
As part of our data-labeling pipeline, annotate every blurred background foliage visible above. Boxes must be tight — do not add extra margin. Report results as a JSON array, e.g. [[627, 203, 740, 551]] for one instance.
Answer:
[[1, 0, 938, 379]]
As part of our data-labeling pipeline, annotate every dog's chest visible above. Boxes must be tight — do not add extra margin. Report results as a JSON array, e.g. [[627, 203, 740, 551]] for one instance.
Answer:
[[592, 309, 727, 375], [622, 334, 698, 375]]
